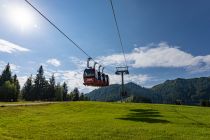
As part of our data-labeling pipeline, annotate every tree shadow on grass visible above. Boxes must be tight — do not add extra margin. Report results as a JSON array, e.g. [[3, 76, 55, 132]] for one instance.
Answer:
[[116, 109, 170, 123]]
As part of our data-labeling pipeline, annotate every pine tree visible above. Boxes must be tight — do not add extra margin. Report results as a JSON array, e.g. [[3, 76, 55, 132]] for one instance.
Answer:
[[49, 74, 56, 101], [69, 92, 74, 101], [22, 75, 33, 100], [0, 63, 12, 86], [55, 83, 63, 101], [62, 82, 68, 101], [34, 65, 46, 100], [79, 93, 85, 101], [72, 87, 79, 101], [42, 79, 49, 100], [13, 74, 20, 101]]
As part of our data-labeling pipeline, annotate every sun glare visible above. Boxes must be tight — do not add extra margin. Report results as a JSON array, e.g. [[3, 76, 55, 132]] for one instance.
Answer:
[[7, 5, 35, 31]]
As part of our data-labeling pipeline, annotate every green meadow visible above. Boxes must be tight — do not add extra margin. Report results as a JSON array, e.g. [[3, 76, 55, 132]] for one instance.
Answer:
[[0, 102, 210, 140]]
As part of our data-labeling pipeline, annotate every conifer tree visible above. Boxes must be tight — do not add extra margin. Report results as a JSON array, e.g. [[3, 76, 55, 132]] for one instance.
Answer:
[[55, 83, 63, 101], [72, 87, 79, 101], [34, 65, 46, 100], [62, 82, 68, 101], [22, 75, 33, 100], [0, 63, 12, 86], [13, 74, 20, 101], [80, 93, 85, 101], [49, 74, 56, 100]]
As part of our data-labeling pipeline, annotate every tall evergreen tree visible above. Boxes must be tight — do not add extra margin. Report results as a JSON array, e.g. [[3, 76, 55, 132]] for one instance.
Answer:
[[13, 74, 20, 101], [34, 65, 46, 100], [22, 75, 33, 100], [42, 79, 49, 100], [72, 87, 79, 101], [55, 83, 63, 101], [80, 93, 85, 101], [62, 82, 68, 101], [49, 74, 56, 101], [69, 92, 74, 101], [0, 63, 12, 86]]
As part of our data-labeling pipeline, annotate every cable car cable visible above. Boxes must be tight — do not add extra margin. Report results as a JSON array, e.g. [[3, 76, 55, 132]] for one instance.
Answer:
[[109, 0, 128, 67], [24, 0, 114, 73]]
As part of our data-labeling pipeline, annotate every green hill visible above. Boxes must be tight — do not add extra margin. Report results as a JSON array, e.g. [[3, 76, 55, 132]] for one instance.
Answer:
[[86, 82, 153, 102], [152, 77, 210, 104], [86, 77, 210, 105], [0, 102, 210, 139]]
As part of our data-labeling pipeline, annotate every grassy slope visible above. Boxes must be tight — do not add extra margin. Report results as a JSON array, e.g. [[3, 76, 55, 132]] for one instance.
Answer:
[[0, 102, 210, 140]]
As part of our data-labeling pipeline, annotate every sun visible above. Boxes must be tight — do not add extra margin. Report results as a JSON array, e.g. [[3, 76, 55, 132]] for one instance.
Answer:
[[6, 5, 35, 31], [12, 7, 33, 29]]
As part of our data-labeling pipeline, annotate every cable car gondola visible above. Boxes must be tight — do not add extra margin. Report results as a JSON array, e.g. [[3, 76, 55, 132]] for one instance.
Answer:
[[83, 58, 109, 87]]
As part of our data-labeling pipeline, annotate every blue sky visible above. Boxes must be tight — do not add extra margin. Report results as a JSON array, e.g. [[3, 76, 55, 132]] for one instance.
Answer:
[[0, 0, 210, 92]]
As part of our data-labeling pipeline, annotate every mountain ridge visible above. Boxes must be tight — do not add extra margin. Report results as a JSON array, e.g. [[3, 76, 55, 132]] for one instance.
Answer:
[[86, 76, 210, 105]]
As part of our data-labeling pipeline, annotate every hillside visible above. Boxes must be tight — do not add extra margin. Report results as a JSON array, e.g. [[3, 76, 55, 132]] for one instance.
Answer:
[[152, 77, 210, 104], [86, 77, 210, 105], [0, 101, 210, 139], [86, 82, 153, 101]]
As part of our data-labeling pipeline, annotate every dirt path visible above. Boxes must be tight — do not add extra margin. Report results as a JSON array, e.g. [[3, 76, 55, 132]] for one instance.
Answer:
[[0, 102, 58, 107]]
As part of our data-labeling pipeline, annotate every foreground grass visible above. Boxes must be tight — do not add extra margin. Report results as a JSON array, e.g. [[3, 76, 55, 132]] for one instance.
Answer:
[[0, 102, 210, 140]]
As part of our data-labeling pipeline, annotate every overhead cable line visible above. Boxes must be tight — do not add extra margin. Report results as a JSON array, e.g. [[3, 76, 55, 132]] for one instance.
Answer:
[[110, 0, 129, 102], [109, 0, 128, 67], [24, 0, 114, 73]]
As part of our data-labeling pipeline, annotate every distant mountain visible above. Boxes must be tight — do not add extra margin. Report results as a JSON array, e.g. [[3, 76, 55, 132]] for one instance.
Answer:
[[152, 77, 210, 104], [86, 82, 153, 102], [86, 77, 210, 105]]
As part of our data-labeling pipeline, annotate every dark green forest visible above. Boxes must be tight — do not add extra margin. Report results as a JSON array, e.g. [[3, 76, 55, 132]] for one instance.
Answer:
[[0, 63, 87, 102], [152, 78, 210, 105], [87, 79, 210, 106]]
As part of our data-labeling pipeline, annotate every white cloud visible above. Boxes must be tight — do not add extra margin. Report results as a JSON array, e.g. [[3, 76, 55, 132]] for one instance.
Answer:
[[46, 58, 61, 67], [97, 54, 125, 67], [108, 73, 151, 86], [97, 42, 210, 72], [69, 57, 86, 70], [186, 55, 210, 73], [0, 39, 30, 53], [18, 76, 28, 88], [10, 63, 20, 74]]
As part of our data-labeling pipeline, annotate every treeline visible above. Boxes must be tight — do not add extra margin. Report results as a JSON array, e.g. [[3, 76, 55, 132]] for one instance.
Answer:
[[0, 64, 20, 101], [0, 63, 88, 102]]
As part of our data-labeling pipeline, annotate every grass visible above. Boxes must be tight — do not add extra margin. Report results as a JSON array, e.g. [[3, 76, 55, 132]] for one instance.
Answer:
[[0, 101, 210, 139]]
